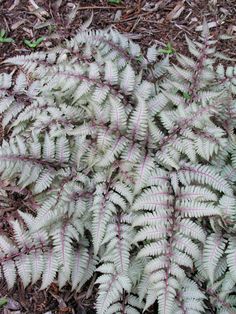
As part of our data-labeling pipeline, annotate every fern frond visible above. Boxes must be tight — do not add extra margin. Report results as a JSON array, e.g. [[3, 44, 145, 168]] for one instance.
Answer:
[[1, 26, 236, 314], [203, 233, 227, 283]]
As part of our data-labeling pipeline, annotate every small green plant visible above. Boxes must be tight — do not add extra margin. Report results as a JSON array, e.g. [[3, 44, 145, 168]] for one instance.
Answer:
[[0, 298, 8, 308], [182, 91, 191, 99], [107, 0, 121, 4], [23, 37, 45, 49], [0, 29, 14, 43], [135, 55, 143, 63], [159, 42, 175, 55]]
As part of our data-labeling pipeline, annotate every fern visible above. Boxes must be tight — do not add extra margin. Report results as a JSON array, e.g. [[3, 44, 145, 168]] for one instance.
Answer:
[[0, 24, 236, 314]]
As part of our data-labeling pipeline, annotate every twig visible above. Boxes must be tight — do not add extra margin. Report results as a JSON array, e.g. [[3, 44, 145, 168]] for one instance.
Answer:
[[112, 12, 151, 23], [130, 17, 141, 32], [137, 0, 142, 13], [77, 6, 126, 10], [9, 0, 20, 11], [29, 0, 40, 10]]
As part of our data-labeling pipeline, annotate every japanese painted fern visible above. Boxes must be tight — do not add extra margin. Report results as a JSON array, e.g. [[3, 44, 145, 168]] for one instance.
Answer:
[[0, 25, 236, 313]]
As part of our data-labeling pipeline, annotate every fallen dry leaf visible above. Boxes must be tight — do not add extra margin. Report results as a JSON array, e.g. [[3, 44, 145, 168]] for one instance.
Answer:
[[227, 25, 236, 35], [114, 10, 122, 22], [195, 21, 218, 31], [79, 11, 94, 31], [5, 298, 21, 311], [8, 0, 20, 11], [166, 1, 185, 20], [11, 19, 27, 30], [142, 2, 160, 12], [22, 27, 33, 37], [210, 0, 217, 5], [28, 0, 49, 20], [66, 3, 79, 26], [3, 310, 21, 314]]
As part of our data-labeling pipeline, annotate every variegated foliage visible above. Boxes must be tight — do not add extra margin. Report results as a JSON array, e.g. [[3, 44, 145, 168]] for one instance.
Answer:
[[0, 25, 236, 314]]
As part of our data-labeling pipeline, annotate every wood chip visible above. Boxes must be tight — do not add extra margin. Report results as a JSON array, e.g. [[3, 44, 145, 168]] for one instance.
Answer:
[[166, 1, 185, 20], [9, 0, 20, 11], [195, 21, 217, 31], [34, 20, 55, 29], [28, 0, 49, 19], [11, 19, 26, 30], [66, 4, 79, 26], [142, 2, 160, 12], [114, 10, 122, 22], [5, 298, 21, 311], [210, 0, 217, 5], [227, 25, 236, 35], [22, 27, 33, 36], [79, 12, 94, 31], [55, 0, 63, 9], [219, 7, 229, 15], [29, 0, 40, 10]]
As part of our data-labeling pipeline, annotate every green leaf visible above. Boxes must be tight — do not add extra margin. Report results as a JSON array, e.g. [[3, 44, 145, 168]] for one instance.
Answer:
[[23, 39, 33, 48], [135, 55, 143, 63], [34, 37, 45, 46], [108, 0, 121, 4], [183, 92, 191, 100], [0, 29, 14, 43], [0, 37, 14, 43], [0, 298, 8, 308], [159, 42, 175, 55], [23, 37, 45, 49]]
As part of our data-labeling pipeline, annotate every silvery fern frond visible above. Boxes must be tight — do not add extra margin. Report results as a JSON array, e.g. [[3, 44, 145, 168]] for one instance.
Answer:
[[0, 25, 236, 314]]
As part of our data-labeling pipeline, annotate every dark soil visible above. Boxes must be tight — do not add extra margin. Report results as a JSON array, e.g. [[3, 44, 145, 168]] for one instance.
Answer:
[[0, 0, 236, 313]]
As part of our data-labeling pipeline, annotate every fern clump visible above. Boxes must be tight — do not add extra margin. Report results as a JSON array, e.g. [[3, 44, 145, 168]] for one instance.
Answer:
[[0, 26, 236, 313]]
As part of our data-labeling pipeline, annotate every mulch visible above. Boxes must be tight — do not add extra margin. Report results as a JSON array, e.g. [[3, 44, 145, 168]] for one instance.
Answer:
[[0, 0, 236, 313], [0, 0, 236, 65]]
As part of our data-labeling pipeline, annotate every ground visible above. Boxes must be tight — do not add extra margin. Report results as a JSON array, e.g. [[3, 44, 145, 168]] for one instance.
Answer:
[[0, 0, 235, 313]]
